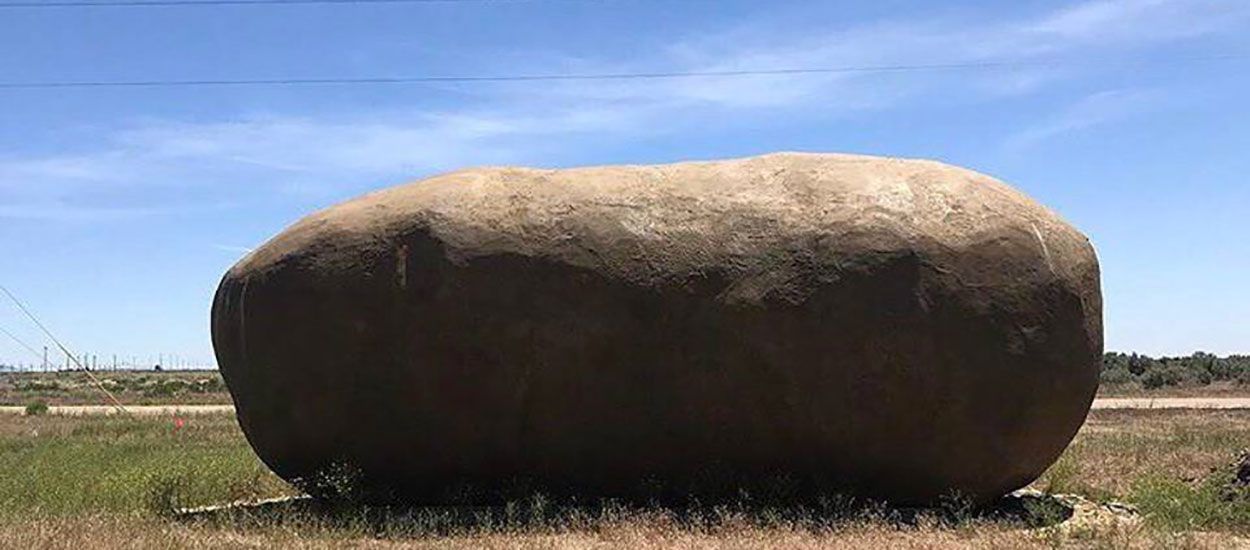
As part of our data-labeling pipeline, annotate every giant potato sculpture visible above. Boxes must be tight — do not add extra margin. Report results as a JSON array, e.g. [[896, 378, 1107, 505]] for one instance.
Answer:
[[212, 153, 1102, 505]]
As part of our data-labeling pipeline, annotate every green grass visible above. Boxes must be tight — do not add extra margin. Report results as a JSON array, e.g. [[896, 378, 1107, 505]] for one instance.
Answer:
[[1036, 410, 1250, 503], [22, 401, 48, 416], [0, 410, 1248, 547], [1131, 474, 1250, 532], [0, 414, 290, 517]]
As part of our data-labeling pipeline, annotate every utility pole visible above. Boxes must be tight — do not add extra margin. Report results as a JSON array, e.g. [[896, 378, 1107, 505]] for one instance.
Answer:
[[42, 346, 48, 372]]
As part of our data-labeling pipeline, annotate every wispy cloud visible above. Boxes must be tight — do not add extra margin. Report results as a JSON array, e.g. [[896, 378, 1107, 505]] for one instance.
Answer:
[[1, 0, 1244, 221], [0, 108, 635, 219], [211, 243, 254, 254], [1029, 0, 1250, 44], [1005, 89, 1163, 152]]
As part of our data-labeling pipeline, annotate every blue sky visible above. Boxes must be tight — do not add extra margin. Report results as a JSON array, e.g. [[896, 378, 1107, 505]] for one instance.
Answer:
[[0, 0, 1247, 367]]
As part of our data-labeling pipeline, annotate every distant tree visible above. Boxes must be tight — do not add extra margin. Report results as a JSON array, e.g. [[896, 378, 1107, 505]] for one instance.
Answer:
[[1127, 353, 1158, 376], [1100, 363, 1133, 385], [1103, 352, 1130, 373], [1102, 351, 1248, 390], [1141, 363, 1185, 389]]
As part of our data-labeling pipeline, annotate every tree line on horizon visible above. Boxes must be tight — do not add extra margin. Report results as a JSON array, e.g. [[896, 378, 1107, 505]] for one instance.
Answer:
[[1102, 351, 1250, 389], [5, 350, 1249, 391]]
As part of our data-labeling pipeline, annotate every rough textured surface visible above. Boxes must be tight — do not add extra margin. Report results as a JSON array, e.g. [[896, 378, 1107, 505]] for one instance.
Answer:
[[211, 152, 1102, 505]]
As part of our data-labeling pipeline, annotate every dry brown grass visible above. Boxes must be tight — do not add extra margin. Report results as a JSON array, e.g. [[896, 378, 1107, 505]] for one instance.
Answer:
[[1098, 381, 1250, 398], [1037, 409, 1250, 499], [0, 371, 230, 406], [2, 409, 1250, 548], [2, 512, 1246, 549]]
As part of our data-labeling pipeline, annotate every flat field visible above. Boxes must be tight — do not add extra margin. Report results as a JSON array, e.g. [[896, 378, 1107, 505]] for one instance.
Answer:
[[1099, 381, 1250, 398], [0, 371, 230, 406], [0, 409, 1248, 548], [2, 370, 1248, 410]]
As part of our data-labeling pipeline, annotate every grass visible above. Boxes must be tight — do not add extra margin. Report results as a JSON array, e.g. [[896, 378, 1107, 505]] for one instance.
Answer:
[[0, 414, 291, 516], [1099, 380, 1250, 398], [0, 505, 1237, 549], [1130, 475, 1250, 532], [1036, 410, 1250, 500], [0, 371, 231, 406], [0, 409, 1247, 547], [23, 401, 48, 416], [0, 512, 1168, 550], [4, 369, 1249, 408]]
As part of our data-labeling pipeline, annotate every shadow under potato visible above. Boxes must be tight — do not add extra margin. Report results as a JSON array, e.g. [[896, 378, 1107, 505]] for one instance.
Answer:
[[174, 491, 1074, 536]]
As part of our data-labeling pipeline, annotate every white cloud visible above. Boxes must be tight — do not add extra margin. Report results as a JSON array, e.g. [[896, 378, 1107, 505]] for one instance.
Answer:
[[1029, 0, 1250, 44], [211, 243, 254, 254], [0, 0, 1244, 221], [1005, 88, 1162, 151], [0, 107, 638, 220]]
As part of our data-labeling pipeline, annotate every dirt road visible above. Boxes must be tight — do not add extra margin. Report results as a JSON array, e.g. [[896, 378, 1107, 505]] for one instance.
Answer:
[[0, 404, 234, 416], [1090, 397, 1250, 410], [3, 398, 1250, 416]]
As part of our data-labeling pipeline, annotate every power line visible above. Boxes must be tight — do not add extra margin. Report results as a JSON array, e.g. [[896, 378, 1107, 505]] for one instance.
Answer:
[[0, 284, 129, 413], [3, 0, 596, 8], [1, 54, 1246, 90], [0, 324, 43, 360]]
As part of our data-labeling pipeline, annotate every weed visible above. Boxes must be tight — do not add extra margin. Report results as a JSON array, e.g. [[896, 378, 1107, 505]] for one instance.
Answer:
[[144, 474, 191, 518], [23, 401, 48, 416], [1131, 474, 1250, 532], [2, 408, 1250, 547], [1039, 452, 1078, 494]]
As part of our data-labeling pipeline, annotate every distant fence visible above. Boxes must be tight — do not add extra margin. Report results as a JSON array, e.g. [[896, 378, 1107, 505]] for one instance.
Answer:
[[0, 354, 217, 373]]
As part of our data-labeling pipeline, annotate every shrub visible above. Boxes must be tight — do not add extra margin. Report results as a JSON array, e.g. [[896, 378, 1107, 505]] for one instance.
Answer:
[[1100, 351, 1250, 390], [1131, 475, 1250, 531], [144, 474, 192, 518], [24, 401, 49, 416], [1099, 365, 1133, 386], [1141, 364, 1187, 389], [191, 377, 226, 394], [1194, 368, 1214, 385], [15, 380, 64, 393], [1039, 453, 1079, 494], [141, 379, 191, 398]]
